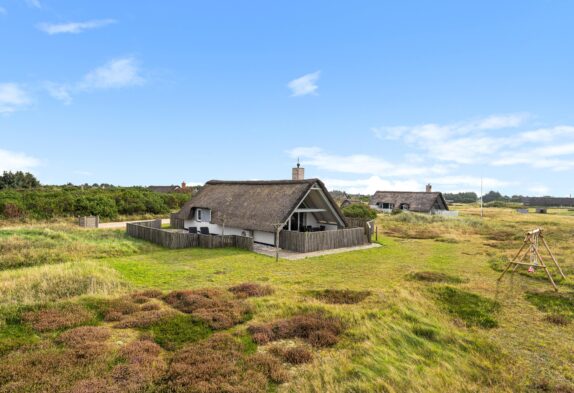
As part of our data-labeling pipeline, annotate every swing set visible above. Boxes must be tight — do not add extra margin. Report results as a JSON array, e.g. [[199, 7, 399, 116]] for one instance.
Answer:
[[498, 228, 565, 291]]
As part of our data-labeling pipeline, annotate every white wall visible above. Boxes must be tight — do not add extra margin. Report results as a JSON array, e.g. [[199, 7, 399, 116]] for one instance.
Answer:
[[254, 230, 275, 245], [184, 219, 276, 245]]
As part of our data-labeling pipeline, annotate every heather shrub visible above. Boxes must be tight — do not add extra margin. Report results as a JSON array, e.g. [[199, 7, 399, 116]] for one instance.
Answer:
[[229, 283, 274, 298], [162, 333, 270, 393], [163, 289, 251, 329], [22, 304, 94, 332], [248, 313, 344, 347], [268, 344, 313, 364]]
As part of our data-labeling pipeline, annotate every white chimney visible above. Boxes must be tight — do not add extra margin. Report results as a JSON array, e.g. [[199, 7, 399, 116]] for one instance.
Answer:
[[426, 183, 432, 192]]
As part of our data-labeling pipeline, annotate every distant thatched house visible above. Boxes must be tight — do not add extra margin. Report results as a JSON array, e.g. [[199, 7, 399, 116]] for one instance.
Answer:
[[370, 184, 449, 214], [174, 178, 348, 246], [340, 199, 363, 208]]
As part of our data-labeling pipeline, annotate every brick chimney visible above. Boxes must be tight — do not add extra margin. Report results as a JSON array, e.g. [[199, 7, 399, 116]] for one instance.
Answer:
[[426, 183, 432, 192], [292, 159, 305, 180]]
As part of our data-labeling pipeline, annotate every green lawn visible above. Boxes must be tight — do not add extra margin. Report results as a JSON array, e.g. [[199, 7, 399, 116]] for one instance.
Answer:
[[1, 208, 574, 392]]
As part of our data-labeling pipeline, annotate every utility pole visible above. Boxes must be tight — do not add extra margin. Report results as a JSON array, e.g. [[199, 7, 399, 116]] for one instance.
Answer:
[[480, 177, 484, 218]]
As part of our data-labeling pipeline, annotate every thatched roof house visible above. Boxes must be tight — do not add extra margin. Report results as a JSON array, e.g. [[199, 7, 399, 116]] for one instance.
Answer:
[[522, 197, 574, 207], [370, 186, 449, 214], [174, 179, 348, 245]]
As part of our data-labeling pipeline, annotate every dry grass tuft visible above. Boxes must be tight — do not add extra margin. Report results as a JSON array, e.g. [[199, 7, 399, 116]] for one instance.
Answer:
[[22, 304, 94, 332], [248, 313, 344, 347], [132, 289, 163, 299], [247, 352, 289, 383], [163, 333, 270, 393], [268, 344, 313, 364], [310, 289, 371, 304], [229, 282, 274, 298], [140, 302, 161, 311], [408, 271, 465, 284], [163, 289, 250, 329]]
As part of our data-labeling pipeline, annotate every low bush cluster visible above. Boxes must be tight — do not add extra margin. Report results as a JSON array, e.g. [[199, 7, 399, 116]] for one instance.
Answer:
[[163, 289, 251, 329], [310, 289, 371, 304], [164, 333, 285, 393], [248, 312, 344, 347], [228, 283, 274, 298], [268, 344, 313, 364], [22, 304, 95, 332]]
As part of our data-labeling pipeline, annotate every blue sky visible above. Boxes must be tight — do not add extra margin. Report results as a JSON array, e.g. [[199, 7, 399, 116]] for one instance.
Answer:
[[1, 0, 574, 196]]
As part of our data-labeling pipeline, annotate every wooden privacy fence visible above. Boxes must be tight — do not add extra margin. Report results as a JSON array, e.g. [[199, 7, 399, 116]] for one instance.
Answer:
[[170, 213, 185, 229], [279, 227, 367, 253], [126, 220, 253, 251], [344, 217, 374, 242], [79, 216, 99, 228]]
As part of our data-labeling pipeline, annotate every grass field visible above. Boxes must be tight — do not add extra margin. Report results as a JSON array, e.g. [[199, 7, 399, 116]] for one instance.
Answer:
[[1, 207, 573, 392]]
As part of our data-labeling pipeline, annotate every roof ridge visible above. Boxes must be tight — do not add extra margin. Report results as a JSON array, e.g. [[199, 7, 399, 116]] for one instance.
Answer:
[[206, 179, 318, 185]]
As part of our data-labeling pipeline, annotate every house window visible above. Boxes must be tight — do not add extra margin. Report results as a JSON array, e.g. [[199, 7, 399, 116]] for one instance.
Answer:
[[400, 203, 410, 210], [197, 209, 202, 221], [382, 202, 394, 209]]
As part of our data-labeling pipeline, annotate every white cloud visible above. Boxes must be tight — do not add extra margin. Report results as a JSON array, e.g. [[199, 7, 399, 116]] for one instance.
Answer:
[[288, 147, 451, 177], [372, 114, 574, 171], [79, 57, 144, 90], [37, 19, 116, 35], [287, 71, 320, 97], [0, 6, 7, 14], [44, 57, 145, 104], [0, 149, 40, 172], [25, 0, 41, 8], [0, 83, 31, 114], [44, 82, 72, 104], [324, 176, 422, 194]]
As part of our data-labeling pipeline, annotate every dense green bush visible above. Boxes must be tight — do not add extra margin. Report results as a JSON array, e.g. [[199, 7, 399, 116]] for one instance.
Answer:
[[0, 187, 190, 220], [342, 204, 378, 220]]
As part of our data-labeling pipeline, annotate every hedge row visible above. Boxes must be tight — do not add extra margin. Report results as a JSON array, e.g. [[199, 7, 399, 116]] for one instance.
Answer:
[[0, 188, 190, 220]]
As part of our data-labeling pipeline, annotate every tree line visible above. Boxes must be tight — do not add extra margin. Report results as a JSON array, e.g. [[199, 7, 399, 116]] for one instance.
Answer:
[[0, 171, 192, 220]]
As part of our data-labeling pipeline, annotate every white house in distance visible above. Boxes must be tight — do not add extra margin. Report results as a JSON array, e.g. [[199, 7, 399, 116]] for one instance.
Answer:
[[173, 164, 348, 246]]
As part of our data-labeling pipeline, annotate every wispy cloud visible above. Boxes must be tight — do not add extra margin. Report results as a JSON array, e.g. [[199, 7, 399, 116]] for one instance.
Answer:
[[288, 147, 451, 177], [324, 176, 422, 194], [37, 19, 116, 35], [0, 149, 40, 172], [24, 0, 41, 8], [372, 114, 574, 171], [45, 57, 145, 104], [0, 83, 31, 114], [0, 6, 7, 15], [287, 71, 320, 96], [79, 57, 144, 90]]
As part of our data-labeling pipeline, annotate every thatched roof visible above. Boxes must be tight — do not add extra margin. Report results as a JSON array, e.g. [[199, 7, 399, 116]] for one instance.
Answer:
[[175, 179, 346, 232], [370, 191, 449, 212]]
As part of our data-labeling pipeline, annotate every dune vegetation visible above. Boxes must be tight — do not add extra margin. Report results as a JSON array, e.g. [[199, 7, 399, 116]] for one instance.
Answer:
[[1, 206, 574, 392]]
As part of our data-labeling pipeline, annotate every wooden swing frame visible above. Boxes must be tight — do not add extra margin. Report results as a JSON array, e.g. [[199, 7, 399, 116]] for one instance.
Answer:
[[498, 228, 565, 291]]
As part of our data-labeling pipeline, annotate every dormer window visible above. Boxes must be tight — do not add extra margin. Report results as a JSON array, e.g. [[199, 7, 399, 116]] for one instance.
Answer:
[[195, 208, 211, 222]]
